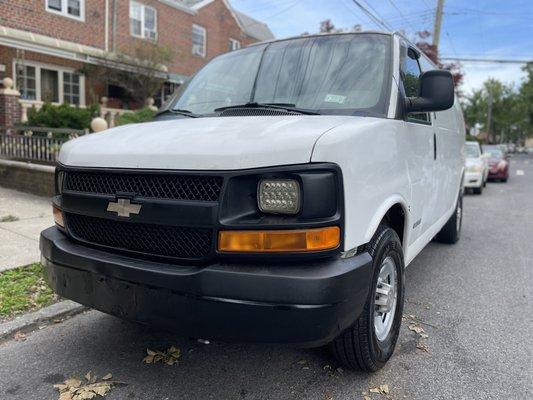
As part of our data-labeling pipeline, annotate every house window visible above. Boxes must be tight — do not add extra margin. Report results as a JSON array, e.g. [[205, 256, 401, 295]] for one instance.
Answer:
[[45, 0, 84, 20], [192, 24, 206, 57], [130, 1, 157, 40], [14, 62, 84, 106], [229, 38, 241, 51], [16, 65, 37, 100], [63, 72, 80, 105], [41, 69, 59, 103]]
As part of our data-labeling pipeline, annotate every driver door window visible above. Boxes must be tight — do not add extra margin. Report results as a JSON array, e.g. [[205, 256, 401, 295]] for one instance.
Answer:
[[402, 50, 430, 124]]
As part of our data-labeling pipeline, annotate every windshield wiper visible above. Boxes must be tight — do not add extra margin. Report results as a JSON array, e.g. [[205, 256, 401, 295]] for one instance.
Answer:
[[162, 109, 200, 118], [214, 102, 320, 115]]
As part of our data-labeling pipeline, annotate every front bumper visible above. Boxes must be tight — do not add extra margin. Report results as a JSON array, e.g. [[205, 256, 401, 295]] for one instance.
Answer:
[[464, 171, 483, 188], [488, 167, 508, 179], [40, 227, 372, 347]]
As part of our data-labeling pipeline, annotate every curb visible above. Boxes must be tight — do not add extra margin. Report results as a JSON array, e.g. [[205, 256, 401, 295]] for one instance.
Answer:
[[0, 300, 86, 344]]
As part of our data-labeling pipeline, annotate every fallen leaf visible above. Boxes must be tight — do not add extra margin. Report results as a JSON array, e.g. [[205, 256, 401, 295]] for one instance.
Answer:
[[416, 340, 430, 353], [408, 323, 426, 335], [53, 374, 117, 400], [142, 346, 181, 366], [13, 331, 26, 341], [369, 385, 391, 395], [380, 384, 390, 394], [363, 396, 371, 400], [101, 374, 112, 381], [64, 379, 82, 388]]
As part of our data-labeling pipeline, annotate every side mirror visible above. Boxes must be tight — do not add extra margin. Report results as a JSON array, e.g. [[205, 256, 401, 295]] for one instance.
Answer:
[[405, 70, 454, 113]]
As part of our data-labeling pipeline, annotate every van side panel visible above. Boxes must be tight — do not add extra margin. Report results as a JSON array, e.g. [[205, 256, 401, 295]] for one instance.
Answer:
[[311, 118, 414, 259], [311, 111, 463, 266]]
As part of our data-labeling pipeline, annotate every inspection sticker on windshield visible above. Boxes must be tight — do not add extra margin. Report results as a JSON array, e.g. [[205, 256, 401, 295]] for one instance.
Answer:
[[324, 94, 347, 104]]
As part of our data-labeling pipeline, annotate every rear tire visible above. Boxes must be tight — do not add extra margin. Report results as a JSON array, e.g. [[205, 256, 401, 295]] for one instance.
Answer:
[[436, 190, 462, 244], [502, 177, 508, 183], [331, 225, 404, 372]]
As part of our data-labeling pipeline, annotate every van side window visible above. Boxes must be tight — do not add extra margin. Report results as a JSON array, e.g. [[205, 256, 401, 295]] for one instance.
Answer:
[[401, 49, 430, 124]]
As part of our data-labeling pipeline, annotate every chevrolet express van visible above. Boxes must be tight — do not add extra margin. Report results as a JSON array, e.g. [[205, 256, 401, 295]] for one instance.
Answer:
[[41, 32, 465, 372]]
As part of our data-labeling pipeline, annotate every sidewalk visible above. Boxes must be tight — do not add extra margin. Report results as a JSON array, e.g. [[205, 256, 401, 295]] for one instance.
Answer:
[[0, 186, 53, 272]]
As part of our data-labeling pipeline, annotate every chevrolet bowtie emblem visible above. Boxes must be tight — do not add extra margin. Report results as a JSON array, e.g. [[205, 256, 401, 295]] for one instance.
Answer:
[[107, 198, 142, 217]]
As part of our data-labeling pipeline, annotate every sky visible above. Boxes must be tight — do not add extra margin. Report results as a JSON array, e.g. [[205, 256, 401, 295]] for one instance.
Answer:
[[230, 0, 533, 96]]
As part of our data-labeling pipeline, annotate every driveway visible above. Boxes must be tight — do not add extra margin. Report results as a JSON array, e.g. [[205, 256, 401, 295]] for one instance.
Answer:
[[0, 187, 52, 271], [0, 155, 532, 399]]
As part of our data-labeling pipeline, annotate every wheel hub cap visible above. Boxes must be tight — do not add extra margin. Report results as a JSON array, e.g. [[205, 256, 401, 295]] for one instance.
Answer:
[[375, 282, 395, 313], [374, 256, 398, 342]]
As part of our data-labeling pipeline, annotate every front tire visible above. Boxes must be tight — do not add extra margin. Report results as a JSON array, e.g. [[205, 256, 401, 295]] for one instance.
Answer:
[[331, 225, 405, 372], [473, 184, 482, 195]]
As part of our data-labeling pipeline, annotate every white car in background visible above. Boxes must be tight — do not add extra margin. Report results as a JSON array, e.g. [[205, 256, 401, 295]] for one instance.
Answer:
[[464, 141, 488, 194]]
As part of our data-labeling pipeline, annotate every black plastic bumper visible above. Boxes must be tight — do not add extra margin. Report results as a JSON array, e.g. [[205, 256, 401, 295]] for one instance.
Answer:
[[40, 227, 372, 347]]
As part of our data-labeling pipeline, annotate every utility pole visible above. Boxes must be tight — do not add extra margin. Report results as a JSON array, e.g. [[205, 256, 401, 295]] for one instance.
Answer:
[[486, 91, 493, 143], [433, 0, 445, 49]]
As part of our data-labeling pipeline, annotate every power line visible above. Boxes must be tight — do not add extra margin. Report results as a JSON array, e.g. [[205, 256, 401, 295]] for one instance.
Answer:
[[386, 0, 416, 31], [361, 0, 394, 29], [440, 57, 532, 64], [350, 0, 394, 31]]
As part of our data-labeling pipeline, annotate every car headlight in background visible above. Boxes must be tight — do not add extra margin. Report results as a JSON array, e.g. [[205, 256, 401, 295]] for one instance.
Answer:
[[258, 179, 301, 215], [467, 164, 483, 173]]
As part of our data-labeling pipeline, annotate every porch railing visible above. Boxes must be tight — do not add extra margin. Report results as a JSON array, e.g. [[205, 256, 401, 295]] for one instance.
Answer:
[[0, 126, 88, 164]]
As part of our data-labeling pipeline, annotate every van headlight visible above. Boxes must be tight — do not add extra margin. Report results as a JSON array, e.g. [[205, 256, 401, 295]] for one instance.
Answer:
[[258, 179, 301, 215]]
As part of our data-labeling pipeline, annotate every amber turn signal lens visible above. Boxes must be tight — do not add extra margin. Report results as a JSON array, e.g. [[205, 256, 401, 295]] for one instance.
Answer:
[[218, 226, 340, 253], [53, 205, 64, 228]]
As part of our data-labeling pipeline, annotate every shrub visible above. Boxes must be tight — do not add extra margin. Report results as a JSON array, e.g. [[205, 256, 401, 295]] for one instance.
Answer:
[[116, 108, 155, 126], [27, 103, 99, 130]]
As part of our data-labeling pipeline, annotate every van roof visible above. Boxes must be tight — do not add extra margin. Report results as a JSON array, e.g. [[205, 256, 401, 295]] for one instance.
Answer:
[[246, 30, 425, 58], [247, 31, 395, 48]]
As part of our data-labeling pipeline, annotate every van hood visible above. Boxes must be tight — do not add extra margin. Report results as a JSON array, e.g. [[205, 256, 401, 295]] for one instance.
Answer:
[[59, 116, 352, 170]]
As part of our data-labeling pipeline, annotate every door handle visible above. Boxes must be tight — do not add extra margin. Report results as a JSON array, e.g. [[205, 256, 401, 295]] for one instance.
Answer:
[[433, 133, 437, 160]]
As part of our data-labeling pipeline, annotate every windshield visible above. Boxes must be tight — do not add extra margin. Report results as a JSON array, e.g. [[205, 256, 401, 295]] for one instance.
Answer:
[[484, 148, 503, 158], [172, 34, 391, 116], [465, 143, 480, 158]]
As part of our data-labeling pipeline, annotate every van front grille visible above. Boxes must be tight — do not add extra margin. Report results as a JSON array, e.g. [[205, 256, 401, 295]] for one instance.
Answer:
[[64, 171, 223, 202], [66, 213, 213, 260]]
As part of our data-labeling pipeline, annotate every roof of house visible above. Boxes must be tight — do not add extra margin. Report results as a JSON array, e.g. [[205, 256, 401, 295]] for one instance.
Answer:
[[177, 0, 275, 41], [232, 9, 275, 41]]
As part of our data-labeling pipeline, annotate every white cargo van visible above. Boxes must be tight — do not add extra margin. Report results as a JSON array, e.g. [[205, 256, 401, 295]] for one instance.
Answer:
[[41, 32, 465, 372]]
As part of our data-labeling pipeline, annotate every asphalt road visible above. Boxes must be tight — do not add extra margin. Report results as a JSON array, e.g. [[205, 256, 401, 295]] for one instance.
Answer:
[[1, 155, 532, 400]]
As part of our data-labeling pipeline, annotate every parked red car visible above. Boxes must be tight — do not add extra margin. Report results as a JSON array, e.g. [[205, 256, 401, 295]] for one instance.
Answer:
[[483, 145, 509, 182]]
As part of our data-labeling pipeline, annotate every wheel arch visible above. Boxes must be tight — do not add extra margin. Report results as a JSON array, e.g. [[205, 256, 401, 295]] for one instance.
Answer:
[[363, 195, 409, 253]]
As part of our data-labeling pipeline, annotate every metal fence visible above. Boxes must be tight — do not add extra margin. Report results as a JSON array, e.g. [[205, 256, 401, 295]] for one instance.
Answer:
[[0, 126, 88, 164]]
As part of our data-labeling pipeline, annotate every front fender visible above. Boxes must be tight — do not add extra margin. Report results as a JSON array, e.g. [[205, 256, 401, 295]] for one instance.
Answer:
[[363, 194, 410, 246]]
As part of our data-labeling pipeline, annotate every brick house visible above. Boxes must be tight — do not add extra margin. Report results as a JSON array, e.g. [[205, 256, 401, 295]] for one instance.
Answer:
[[0, 0, 273, 122]]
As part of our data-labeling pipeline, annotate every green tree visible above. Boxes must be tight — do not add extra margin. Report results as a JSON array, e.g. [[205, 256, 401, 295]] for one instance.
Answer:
[[463, 76, 531, 143], [519, 63, 533, 138]]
